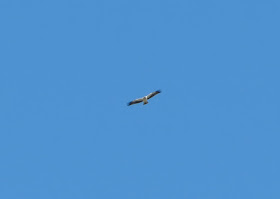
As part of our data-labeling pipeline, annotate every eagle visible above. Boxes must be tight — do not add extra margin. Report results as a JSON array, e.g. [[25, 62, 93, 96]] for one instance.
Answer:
[[127, 90, 161, 106]]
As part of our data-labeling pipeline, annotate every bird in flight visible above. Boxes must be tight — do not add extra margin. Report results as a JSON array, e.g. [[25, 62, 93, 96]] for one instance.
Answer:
[[127, 90, 161, 106]]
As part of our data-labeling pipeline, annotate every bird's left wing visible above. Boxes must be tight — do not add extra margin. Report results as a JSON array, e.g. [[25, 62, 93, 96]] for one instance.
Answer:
[[147, 90, 161, 99]]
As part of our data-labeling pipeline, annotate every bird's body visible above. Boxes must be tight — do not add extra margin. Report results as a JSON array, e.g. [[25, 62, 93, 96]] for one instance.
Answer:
[[127, 90, 161, 106], [143, 96, 148, 105]]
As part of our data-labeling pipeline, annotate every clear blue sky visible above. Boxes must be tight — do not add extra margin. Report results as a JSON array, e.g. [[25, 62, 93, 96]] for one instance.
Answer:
[[1, 1, 279, 198]]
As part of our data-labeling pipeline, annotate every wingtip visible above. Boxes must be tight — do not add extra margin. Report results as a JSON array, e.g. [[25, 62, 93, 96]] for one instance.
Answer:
[[157, 89, 162, 93]]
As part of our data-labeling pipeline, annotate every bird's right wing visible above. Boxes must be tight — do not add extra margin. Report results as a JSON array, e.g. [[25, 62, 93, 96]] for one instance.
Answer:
[[127, 98, 143, 106]]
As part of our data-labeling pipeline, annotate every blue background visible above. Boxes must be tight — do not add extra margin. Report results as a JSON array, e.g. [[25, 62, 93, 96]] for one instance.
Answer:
[[1, 1, 279, 198]]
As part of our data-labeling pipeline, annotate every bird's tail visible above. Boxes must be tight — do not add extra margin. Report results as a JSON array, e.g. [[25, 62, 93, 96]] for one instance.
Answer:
[[143, 101, 148, 105]]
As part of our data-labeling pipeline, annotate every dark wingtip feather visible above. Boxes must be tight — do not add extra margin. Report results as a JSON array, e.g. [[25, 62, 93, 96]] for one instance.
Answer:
[[156, 90, 162, 93], [127, 102, 132, 106]]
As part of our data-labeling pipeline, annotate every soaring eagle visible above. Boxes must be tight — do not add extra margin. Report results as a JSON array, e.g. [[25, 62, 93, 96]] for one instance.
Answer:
[[127, 90, 161, 106]]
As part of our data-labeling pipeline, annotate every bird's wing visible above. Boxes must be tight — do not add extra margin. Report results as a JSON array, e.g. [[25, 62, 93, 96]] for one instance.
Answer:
[[127, 98, 143, 106], [147, 90, 161, 99]]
